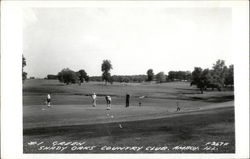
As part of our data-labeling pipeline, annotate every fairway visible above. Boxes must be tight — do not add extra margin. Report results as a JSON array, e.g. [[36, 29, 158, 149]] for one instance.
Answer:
[[23, 79, 235, 153], [24, 101, 233, 129]]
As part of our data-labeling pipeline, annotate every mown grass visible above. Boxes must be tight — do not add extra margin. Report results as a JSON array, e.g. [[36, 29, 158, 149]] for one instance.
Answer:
[[23, 107, 234, 153], [23, 79, 234, 105], [23, 79, 235, 153]]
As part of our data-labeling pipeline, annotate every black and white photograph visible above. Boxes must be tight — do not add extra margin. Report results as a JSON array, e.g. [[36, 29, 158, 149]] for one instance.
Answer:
[[1, 0, 249, 158]]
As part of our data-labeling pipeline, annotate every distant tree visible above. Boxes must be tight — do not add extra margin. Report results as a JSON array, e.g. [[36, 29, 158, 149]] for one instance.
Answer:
[[210, 59, 227, 90], [167, 71, 191, 81], [117, 76, 123, 83], [184, 71, 192, 81], [111, 75, 119, 83], [123, 77, 130, 83], [155, 72, 166, 83], [109, 76, 114, 84], [22, 55, 27, 82], [102, 72, 111, 84], [110, 75, 146, 83], [78, 69, 89, 83], [101, 60, 113, 85], [191, 67, 205, 93], [85, 75, 89, 82], [168, 71, 175, 81], [200, 69, 212, 90], [89, 76, 102, 82], [191, 67, 202, 85], [47, 74, 58, 80], [191, 60, 231, 93], [225, 64, 234, 88], [147, 69, 154, 81], [132, 75, 144, 83], [57, 68, 78, 85]]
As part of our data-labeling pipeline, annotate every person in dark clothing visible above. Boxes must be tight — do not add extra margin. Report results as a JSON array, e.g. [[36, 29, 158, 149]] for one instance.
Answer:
[[176, 102, 181, 111], [138, 96, 145, 107], [126, 94, 130, 107], [105, 95, 111, 110]]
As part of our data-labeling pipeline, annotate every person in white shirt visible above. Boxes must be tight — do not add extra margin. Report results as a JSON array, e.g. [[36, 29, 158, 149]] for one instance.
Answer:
[[91, 93, 97, 107], [47, 93, 51, 107]]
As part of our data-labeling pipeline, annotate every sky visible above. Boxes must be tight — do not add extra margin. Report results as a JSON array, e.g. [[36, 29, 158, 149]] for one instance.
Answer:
[[23, 7, 232, 78]]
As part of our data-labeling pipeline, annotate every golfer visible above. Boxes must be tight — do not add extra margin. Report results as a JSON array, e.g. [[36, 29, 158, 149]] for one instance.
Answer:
[[47, 93, 51, 107], [105, 95, 112, 110], [126, 94, 130, 107], [139, 96, 145, 107], [91, 93, 97, 107], [139, 101, 142, 106], [176, 102, 180, 111]]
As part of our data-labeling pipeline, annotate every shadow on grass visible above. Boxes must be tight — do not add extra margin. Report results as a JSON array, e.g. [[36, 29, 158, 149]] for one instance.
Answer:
[[23, 87, 67, 94], [189, 95, 234, 103], [144, 94, 234, 103]]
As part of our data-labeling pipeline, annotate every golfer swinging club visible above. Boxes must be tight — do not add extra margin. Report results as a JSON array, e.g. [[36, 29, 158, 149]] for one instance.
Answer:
[[105, 95, 112, 110], [91, 93, 97, 107]]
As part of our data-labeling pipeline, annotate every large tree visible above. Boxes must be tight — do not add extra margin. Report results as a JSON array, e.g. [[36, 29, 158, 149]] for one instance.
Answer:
[[147, 69, 154, 82], [168, 71, 175, 81], [101, 60, 113, 85], [201, 69, 211, 84], [22, 55, 27, 82], [57, 68, 78, 85], [224, 64, 234, 88], [191, 67, 205, 93], [200, 68, 213, 90], [191, 59, 231, 93], [155, 72, 165, 83], [211, 59, 227, 90], [78, 69, 89, 83], [191, 67, 203, 85]]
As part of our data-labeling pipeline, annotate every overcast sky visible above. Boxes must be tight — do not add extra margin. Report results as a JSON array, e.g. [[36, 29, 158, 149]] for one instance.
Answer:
[[23, 7, 232, 78]]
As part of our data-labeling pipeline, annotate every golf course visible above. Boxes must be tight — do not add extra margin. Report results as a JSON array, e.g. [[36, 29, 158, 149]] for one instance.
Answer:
[[23, 79, 235, 153]]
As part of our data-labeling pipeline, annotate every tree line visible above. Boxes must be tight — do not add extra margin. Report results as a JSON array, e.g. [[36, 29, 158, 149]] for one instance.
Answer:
[[49, 63, 192, 85], [52, 59, 234, 94], [146, 70, 192, 83], [53, 60, 112, 85], [22, 55, 234, 93], [56, 68, 90, 85], [191, 60, 234, 93]]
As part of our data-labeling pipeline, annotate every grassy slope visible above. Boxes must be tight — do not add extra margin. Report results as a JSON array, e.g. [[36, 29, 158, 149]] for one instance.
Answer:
[[23, 101, 233, 129], [24, 107, 234, 153], [23, 79, 235, 153], [23, 80, 234, 108], [23, 79, 234, 102]]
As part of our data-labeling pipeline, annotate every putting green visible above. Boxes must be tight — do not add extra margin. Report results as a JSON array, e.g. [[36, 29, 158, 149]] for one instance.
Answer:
[[23, 101, 233, 129]]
